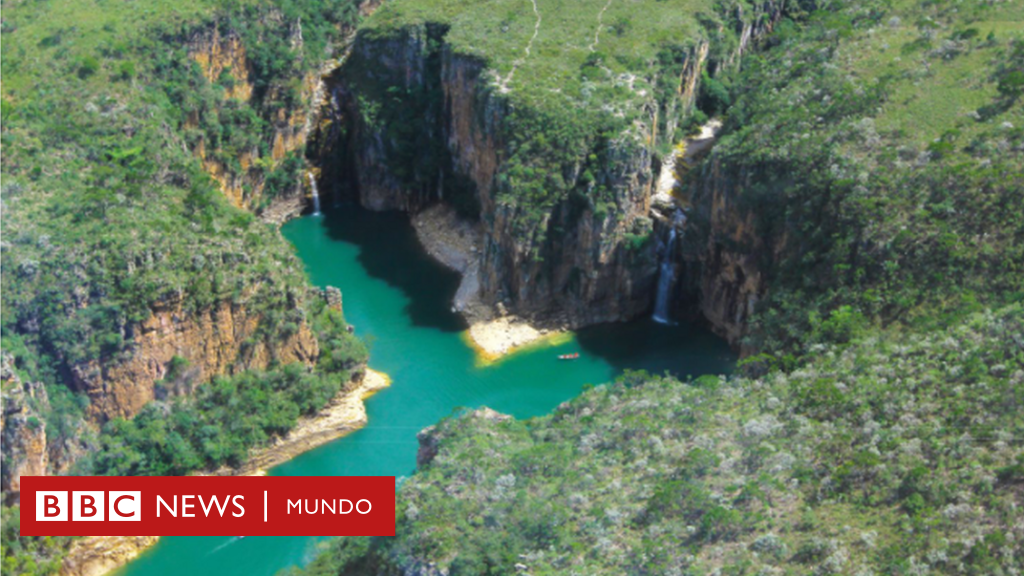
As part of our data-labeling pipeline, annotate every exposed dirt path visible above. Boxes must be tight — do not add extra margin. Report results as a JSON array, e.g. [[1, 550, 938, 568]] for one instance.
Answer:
[[589, 0, 614, 51], [498, 0, 542, 92]]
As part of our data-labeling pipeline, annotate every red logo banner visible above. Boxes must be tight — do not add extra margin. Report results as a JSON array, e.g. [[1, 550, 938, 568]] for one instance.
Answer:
[[19, 476, 395, 536]]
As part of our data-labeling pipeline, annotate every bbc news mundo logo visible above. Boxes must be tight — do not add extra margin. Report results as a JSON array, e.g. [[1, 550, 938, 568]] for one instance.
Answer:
[[21, 476, 396, 537], [36, 491, 141, 521]]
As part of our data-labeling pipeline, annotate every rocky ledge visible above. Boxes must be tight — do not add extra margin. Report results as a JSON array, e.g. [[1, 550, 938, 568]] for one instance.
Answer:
[[411, 205, 568, 360], [233, 367, 390, 476]]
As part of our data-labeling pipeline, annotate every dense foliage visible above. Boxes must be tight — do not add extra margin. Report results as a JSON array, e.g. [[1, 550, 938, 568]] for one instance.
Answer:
[[0, 508, 74, 576], [289, 1, 1023, 574], [1, 0, 362, 393], [77, 299, 367, 476], [1, 0, 366, 570], [292, 305, 1023, 576], [693, 0, 1024, 357]]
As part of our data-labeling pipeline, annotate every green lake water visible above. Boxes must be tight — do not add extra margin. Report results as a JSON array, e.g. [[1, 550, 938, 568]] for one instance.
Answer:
[[116, 205, 735, 576]]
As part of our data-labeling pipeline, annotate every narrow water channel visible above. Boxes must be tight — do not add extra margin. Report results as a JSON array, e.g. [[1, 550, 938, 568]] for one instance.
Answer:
[[116, 205, 735, 576]]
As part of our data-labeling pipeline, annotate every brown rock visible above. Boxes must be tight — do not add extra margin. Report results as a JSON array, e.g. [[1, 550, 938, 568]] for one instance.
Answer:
[[71, 294, 319, 423]]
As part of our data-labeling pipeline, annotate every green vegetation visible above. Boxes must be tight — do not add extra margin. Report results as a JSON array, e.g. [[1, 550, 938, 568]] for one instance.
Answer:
[[1, 0, 365, 398], [2, 0, 366, 568], [689, 0, 1024, 358], [292, 305, 1023, 575], [344, 0, 754, 233], [3, 0, 1022, 574], [289, 1, 1023, 574], [78, 299, 367, 476], [0, 508, 74, 576]]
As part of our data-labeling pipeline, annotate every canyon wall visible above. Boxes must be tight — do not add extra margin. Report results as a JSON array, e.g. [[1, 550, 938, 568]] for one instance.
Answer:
[[1, 356, 48, 496], [324, 27, 724, 330], [657, 1, 786, 348], [185, 22, 318, 216], [314, 0, 787, 337], [69, 291, 319, 423], [676, 159, 778, 350]]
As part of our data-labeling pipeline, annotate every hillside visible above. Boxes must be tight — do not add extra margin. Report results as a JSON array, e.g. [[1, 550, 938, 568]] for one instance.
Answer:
[[298, 305, 1023, 575], [1, 0, 1022, 573], [682, 0, 1024, 354], [290, 0, 1024, 574], [1, 0, 368, 571]]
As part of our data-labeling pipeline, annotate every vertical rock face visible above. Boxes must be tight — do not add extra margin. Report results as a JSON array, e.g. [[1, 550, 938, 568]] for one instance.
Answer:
[[61, 536, 160, 576], [681, 160, 775, 349], [69, 293, 318, 423], [185, 18, 334, 216], [337, 25, 447, 212], [326, 28, 722, 329], [1, 355, 49, 496], [477, 139, 659, 327], [312, 1, 787, 340]]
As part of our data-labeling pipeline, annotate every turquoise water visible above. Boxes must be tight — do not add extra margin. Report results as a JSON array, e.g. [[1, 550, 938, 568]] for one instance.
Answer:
[[117, 205, 735, 576]]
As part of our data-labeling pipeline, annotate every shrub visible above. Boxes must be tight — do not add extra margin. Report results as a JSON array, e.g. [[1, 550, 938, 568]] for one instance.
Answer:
[[78, 56, 100, 79]]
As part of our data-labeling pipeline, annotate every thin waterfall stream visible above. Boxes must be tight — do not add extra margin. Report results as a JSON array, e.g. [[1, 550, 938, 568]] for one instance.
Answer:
[[652, 209, 685, 324], [308, 172, 322, 216]]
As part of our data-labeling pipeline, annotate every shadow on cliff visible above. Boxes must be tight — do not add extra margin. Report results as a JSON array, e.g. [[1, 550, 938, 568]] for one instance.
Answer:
[[317, 203, 468, 333], [575, 317, 736, 379]]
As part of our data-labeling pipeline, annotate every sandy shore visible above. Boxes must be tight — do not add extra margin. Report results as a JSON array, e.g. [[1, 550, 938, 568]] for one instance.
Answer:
[[464, 318, 571, 363], [411, 205, 566, 361], [60, 368, 390, 576], [236, 368, 390, 475]]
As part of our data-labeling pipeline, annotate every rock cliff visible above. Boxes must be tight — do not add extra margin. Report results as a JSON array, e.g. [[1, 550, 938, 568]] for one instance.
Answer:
[[320, 27, 718, 331], [69, 291, 318, 423], [1, 354, 95, 499], [314, 0, 786, 338], [60, 536, 160, 576], [185, 21, 325, 215], [1, 356, 48, 497], [679, 159, 778, 350]]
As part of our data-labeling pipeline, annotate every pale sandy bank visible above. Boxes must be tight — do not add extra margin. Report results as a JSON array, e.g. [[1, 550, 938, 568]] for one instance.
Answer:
[[411, 204, 567, 361], [60, 368, 390, 576]]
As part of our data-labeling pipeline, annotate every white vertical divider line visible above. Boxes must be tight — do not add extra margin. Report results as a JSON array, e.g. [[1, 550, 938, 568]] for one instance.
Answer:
[[264, 491, 267, 522]]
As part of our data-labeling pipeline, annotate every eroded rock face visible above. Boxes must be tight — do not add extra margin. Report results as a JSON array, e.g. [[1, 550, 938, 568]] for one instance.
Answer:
[[327, 29, 715, 331], [1, 357, 49, 496], [69, 292, 318, 423], [682, 159, 775, 350], [321, 0, 786, 336], [61, 536, 159, 576], [185, 16, 342, 215]]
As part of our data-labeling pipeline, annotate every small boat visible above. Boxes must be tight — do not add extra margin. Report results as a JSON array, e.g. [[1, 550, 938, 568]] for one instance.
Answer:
[[558, 353, 580, 360]]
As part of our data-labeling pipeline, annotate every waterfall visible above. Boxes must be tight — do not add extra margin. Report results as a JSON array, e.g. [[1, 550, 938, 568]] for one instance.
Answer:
[[308, 172, 321, 216], [652, 210, 685, 324]]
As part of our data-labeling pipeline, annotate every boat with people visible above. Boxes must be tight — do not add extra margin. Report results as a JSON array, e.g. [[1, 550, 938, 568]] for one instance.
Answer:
[[558, 353, 580, 360]]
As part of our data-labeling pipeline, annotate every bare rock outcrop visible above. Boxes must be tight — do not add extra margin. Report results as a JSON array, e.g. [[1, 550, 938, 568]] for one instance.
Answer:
[[70, 291, 318, 423], [61, 536, 160, 576], [1, 355, 49, 497]]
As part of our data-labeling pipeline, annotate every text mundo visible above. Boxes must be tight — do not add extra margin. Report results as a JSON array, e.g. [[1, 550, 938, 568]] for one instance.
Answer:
[[20, 476, 396, 537]]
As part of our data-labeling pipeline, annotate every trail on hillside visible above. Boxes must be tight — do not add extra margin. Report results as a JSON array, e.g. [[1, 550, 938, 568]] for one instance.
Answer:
[[589, 0, 614, 51], [498, 0, 542, 92]]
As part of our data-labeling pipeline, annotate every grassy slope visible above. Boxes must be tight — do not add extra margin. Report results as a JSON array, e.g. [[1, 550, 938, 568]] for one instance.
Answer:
[[704, 0, 1024, 356], [841, 1, 1023, 146], [365, 0, 706, 111], [299, 306, 1023, 576]]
